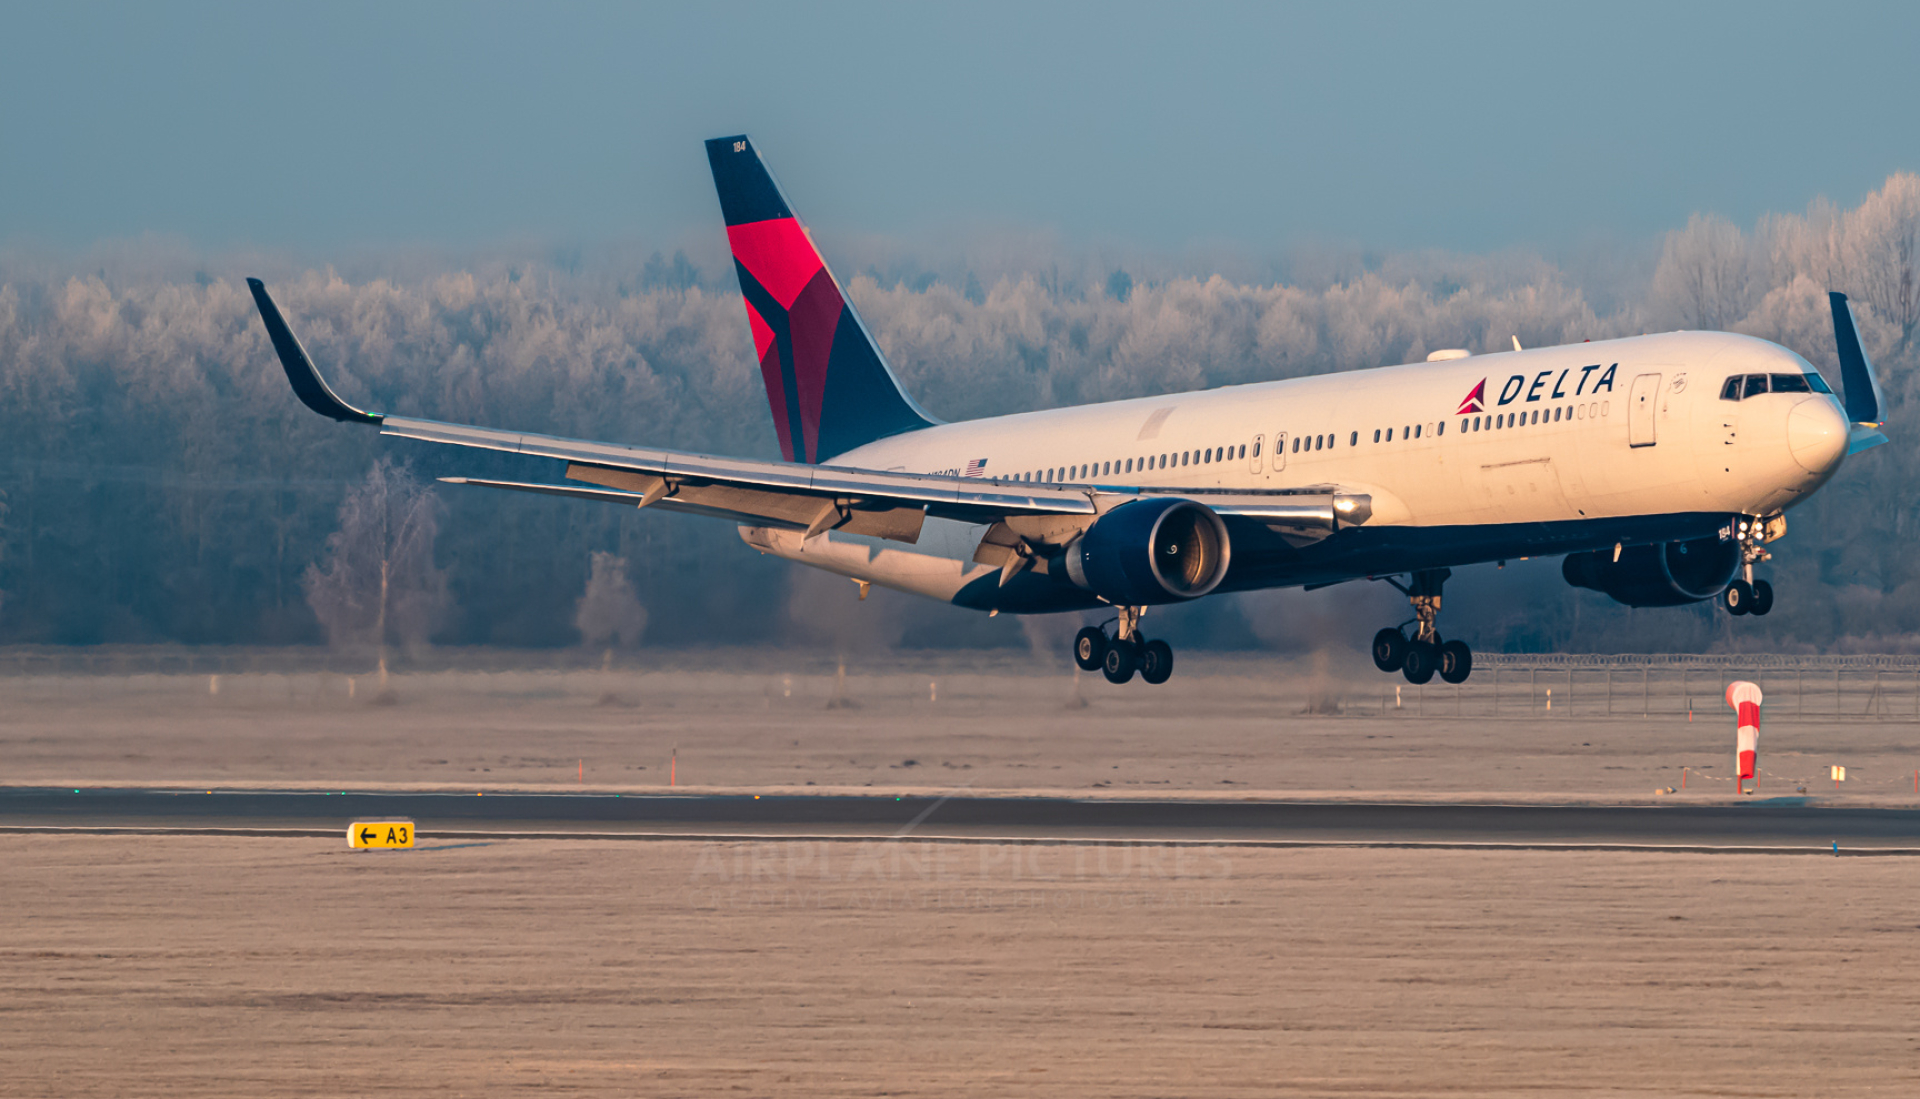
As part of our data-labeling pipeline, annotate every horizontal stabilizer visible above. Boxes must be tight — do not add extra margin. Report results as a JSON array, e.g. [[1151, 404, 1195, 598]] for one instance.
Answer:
[[247, 279, 383, 425], [1848, 425, 1889, 455]]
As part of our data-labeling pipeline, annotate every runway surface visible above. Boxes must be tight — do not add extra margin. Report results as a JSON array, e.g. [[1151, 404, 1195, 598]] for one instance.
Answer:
[[5, 786, 1919, 849]]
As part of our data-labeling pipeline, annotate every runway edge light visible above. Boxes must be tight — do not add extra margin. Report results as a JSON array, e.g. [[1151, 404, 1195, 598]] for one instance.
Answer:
[[348, 820, 416, 849]]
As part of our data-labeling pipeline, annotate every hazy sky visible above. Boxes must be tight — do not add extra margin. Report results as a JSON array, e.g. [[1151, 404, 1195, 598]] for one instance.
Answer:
[[3, 1, 1914, 258]]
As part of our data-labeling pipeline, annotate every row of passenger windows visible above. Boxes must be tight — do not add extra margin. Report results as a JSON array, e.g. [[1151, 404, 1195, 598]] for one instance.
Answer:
[[1457, 401, 1606, 434], [1719, 372, 1830, 400], [1291, 402, 1606, 454], [1010, 400, 1612, 485], [1015, 442, 1251, 484]]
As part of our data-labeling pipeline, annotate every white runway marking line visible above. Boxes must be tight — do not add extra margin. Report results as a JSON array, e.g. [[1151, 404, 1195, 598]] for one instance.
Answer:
[[892, 783, 972, 838], [4, 826, 1919, 854]]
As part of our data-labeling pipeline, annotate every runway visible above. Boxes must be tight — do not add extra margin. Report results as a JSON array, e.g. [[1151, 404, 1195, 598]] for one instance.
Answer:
[[5, 786, 1919, 849]]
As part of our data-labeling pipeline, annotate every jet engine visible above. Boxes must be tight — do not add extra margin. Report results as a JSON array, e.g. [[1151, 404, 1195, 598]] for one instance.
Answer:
[[1562, 536, 1742, 608], [1063, 498, 1231, 605]]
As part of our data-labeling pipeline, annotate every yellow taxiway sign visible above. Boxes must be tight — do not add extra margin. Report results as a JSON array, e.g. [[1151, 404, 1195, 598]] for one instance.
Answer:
[[348, 820, 415, 849]]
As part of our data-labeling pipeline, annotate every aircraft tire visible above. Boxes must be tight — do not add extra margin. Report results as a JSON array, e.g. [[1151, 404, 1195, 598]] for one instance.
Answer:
[[1438, 640, 1473, 684], [1723, 580, 1754, 616], [1371, 628, 1408, 672], [1073, 627, 1108, 671], [1139, 639, 1174, 685], [1401, 641, 1438, 685], [1102, 640, 1138, 684], [1749, 579, 1774, 616]]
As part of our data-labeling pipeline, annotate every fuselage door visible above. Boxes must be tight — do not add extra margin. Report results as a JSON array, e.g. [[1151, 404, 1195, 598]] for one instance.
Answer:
[[1271, 431, 1287, 473], [1250, 434, 1264, 474], [1628, 373, 1661, 447]]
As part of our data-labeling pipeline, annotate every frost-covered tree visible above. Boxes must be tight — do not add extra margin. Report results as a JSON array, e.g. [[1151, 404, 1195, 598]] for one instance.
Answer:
[[573, 551, 647, 648], [303, 459, 448, 669]]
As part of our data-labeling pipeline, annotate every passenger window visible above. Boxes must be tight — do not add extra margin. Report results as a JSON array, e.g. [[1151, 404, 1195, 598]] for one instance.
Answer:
[[1348, 432, 1357, 446], [1414, 425, 1422, 439], [1770, 373, 1811, 394], [1743, 374, 1768, 399], [1373, 429, 1381, 443], [1720, 376, 1743, 401]]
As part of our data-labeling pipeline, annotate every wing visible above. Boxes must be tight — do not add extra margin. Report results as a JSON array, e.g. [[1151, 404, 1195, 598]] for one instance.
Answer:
[[249, 279, 1377, 550], [248, 279, 1094, 543]]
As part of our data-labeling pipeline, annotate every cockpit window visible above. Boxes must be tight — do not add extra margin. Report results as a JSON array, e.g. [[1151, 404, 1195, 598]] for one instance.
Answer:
[[1769, 373, 1812, 394], [1723, 372, 1833, 400]]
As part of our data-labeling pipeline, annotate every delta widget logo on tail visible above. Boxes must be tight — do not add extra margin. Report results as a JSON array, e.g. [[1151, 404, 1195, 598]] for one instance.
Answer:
[[1456, 379, 1486, 415]]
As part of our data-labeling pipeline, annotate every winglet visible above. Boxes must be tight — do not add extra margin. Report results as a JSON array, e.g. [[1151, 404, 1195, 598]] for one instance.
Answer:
[[246, 278, 383, 425], [1828, 291, 1885, 426]]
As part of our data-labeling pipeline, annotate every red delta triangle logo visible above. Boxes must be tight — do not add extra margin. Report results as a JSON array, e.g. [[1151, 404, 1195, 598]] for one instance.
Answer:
[[1455, 378, 1486, 415]]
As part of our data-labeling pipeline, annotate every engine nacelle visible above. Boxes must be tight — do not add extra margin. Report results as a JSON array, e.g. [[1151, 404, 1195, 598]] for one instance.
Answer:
[[1063, 498, 1231, 605], [1562, 535, 1742, 608]]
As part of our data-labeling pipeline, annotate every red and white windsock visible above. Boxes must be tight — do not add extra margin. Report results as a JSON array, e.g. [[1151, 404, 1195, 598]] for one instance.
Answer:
[[1725, 680, 1763, 785]]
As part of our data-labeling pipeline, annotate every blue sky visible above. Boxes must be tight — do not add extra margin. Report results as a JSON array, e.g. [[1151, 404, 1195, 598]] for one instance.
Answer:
[[3, 1, 1914, 257]]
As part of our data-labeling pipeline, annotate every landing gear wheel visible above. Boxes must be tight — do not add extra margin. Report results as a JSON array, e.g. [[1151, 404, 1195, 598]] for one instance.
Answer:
[[1073, 626, 1108, 671], [1139, 639, 1174, 685], [1438, 639, 1473, 684], [1723, 579, 1754, 616], [1749, 579, 1774, 617], [1101, 640, 1138, 684], [1401, 641, 1438, 685], [1371, 628, 1408, 672]]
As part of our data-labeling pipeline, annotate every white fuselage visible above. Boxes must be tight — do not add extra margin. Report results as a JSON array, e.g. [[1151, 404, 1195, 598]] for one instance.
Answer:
[[741, 331, 1851, 608]]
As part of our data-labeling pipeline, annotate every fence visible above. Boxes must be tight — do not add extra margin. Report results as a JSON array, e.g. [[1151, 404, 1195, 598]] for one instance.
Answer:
[[1375, 656, 1920, 721]]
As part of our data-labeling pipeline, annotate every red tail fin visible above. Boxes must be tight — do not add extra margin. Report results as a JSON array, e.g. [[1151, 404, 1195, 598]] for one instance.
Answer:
[[706, 135, 936, 463]]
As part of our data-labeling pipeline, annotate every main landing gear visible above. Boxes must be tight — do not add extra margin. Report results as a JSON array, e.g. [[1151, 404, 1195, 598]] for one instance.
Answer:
[[1370, 568, 1473, 685], [1722, 516, 1776, 617], [1074, 606, 1174, 686]]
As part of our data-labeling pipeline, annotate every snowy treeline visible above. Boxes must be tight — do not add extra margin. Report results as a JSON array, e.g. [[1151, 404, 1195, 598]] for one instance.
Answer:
[[0, 174, 1913, 653]]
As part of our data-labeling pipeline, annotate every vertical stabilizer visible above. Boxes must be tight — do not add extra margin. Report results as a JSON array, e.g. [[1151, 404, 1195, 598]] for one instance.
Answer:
[[706, 135, 937, 464]]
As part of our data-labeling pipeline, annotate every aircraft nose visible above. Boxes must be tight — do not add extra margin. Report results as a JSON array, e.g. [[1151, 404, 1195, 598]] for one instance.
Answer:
[[1788, 397, 1848, 473]]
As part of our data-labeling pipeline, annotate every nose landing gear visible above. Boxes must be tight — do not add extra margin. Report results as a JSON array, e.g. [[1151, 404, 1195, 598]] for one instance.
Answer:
[[1722, 515, 1777, 617], [1371, 569, 1472, 684], [1073, 606, 1175, 685]]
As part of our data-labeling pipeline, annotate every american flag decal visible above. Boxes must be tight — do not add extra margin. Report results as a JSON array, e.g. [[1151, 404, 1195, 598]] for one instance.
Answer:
[[964, 458, 988, 478]]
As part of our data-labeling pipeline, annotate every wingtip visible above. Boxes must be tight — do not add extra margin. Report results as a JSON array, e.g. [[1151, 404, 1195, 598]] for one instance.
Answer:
[[245, 280, 384, 426]]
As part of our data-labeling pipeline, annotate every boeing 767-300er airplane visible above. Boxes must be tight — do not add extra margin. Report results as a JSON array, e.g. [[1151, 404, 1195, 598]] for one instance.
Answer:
[[247, 135, 1890, 686]]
